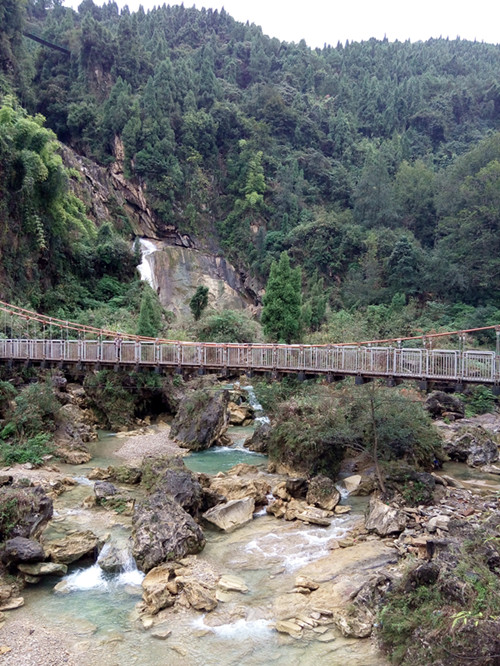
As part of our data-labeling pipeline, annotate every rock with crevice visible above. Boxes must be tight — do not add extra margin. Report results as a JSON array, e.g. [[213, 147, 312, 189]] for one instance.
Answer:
[[141, 456, 202, 516], [44, 530, 100, 564], [306, 475, 340, 511], [170, 390, 229, 451], [4, 537, 45, 563], [0, 485, 53, 540], [132, 494, 205, 573], [443, 425, 499, 467], [365, 497, 408, 536], [203, 497, 255, 532]]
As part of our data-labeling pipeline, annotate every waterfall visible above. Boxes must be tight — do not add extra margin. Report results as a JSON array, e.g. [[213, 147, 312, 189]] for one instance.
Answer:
[[136, 238, 157, 289], [242, 385, 270, 425]]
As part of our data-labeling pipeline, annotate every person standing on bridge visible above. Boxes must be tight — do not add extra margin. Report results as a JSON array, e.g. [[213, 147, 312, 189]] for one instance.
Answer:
[[114, 333, 122, 361]]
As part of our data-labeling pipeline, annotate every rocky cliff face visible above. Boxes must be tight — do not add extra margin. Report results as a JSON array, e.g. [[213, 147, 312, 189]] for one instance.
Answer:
[[61, 140, 262, 315]]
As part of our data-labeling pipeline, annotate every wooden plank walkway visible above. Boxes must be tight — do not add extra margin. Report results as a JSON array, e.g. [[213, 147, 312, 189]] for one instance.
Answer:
[[0, 338, 498, 386]]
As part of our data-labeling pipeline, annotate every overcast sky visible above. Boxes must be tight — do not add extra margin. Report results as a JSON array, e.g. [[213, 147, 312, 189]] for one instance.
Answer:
[[62, 0, 500, 47]]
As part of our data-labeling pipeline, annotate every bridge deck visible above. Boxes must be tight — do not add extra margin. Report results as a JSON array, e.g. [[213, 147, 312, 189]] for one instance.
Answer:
[[0, 339, 498, 385]]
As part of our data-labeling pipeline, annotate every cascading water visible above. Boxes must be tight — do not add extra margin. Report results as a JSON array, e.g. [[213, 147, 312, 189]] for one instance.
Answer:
[[136, 238, 158, 289], [242, 385, 270, 425]]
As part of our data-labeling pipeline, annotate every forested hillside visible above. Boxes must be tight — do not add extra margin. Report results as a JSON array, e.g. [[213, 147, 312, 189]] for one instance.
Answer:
[[1, 0, 500, 340]]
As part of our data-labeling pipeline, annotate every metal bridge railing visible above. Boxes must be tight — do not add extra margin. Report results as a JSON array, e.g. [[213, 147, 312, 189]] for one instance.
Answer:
[[0, 339, 498, 384]]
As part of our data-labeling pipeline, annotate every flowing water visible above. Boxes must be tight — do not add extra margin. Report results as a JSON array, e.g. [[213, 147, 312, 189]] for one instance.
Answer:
[[136, 238, 157, 289], [10, 392, 389, 665]]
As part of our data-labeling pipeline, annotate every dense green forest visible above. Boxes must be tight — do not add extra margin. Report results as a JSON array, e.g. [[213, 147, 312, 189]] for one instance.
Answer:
[[1, 0, 500, 340]]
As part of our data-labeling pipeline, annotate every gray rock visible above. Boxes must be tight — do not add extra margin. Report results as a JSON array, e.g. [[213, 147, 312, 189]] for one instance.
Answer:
[[44, 530, 99, 564], [425, 391, 465, 419], [94, 481, 118, 500], [243, 422, 271, 453], [203, 497, 255, 532], [18, 562, 67, 576], [141, 456, 202, 516], [132, 493, 205, 573], [170, 389, 229, 451], [4, 537, 45, 563], [97, 545, 128, 573], [0, 486, 53, 540], [443, 426, 499, 467], [306, 475, 340, 511], [365, 497, 408, 536]]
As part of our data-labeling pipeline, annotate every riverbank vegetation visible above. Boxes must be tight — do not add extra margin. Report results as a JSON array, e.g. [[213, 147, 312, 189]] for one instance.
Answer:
[[257, 379, 442, 479], [1, 2, 500, 344]]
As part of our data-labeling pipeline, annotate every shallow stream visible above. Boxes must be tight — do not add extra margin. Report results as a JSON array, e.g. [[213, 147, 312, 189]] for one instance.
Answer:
[[10, 398, 388, 665]]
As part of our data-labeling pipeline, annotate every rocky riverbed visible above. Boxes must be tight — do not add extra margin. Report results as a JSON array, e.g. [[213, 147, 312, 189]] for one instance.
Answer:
[[0, 385, 499, 665]]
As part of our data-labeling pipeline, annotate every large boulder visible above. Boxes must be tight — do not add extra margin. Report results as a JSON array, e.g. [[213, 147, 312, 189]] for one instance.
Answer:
[[170, 389, 229, 451], [141, 563, 177, 614], [244, 422, 271, 454], [306, 475, 341, 511], [228, 401, 254, 426], [132, 493, 205, 573], [141, 456, 203, 516], [209, 476, 270, 506], [443, 426, 499, 467], [44, 530, 100, 564], [202, 498, 255, 532], [0, 485, 53, 541], [365, 497, 407, 536], [4, 537, 45, 563], [53, 402, 96, 463], [424, 391, 465, 419], [18, 562, 67, 577]]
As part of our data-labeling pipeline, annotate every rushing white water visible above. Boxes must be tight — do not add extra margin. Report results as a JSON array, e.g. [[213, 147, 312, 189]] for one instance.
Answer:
[[136, 238, 157, 288], [192, 615, 273, 638], [242, 385, 270, 425], [64, 563, 108, 591], [244, 516, 352, 571], [64, 547, 145, 592], [72, 476, 94, 487]]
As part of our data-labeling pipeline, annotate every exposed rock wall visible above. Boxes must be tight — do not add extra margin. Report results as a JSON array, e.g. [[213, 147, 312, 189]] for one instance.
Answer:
[[60, 142, 262, 314]]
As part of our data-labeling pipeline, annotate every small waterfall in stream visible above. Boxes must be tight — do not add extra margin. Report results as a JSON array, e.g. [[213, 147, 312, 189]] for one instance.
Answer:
[[63, 545, 144, 592], [136, 238, 157, 289], [242, 385, 270, 425]]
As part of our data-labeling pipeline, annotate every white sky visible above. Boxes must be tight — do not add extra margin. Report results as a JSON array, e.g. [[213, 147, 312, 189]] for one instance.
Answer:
[[62, 0, 500, 47]]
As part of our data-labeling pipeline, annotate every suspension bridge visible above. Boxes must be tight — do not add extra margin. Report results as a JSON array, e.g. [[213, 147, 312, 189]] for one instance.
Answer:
[[0, 301, 499, 390]]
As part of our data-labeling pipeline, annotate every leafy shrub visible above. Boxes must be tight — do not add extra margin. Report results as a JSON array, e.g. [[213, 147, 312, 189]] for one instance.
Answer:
[[460, 385, 496, 416], [8, 381, 59, 438], [0, 433, 53, 466], [196, 309, 262, 343], [267, 396, 353, 478], [0, 380, 17, 417], [83, 370, 136, 430], [252, 377, 315, 415]]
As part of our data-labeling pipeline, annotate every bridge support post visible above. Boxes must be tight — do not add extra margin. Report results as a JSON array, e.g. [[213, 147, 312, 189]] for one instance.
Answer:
[[417, 380, 428, 391], [175, 366, 182, 375], [245, 370, 254, 379], [40, 360, 47, 370], [386, 377, 396, 387], [326, 373, 333, 384], [492, 386, 500, 396], [197, 368, 205, 376], [355, 375, 364, 385], [297, 371, 306, 382], [455, 382, 464, 392]]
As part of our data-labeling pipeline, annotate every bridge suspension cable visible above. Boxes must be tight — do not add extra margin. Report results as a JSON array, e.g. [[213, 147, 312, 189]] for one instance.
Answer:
[[0, 299, 498, 347]]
